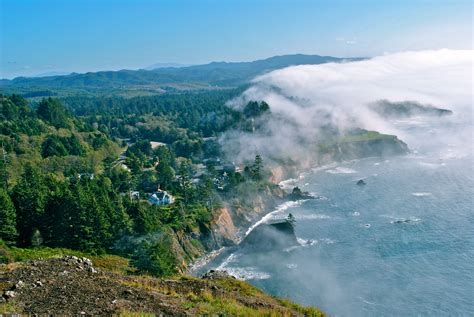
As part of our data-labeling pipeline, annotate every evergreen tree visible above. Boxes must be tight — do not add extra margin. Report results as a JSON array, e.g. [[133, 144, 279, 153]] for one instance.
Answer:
[[155, 147, 175, 189], [0, 188, 18, 243], [36, 97, 71, 129], [286, 213, 296, 228], [11, 165, 48, 246], [251, 154, 264, 181], [177, 162, 192, 206], [0, 143, 9, 189]]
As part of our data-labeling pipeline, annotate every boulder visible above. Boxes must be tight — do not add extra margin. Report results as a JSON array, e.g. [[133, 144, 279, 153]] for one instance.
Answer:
[[3, 290, 16, 299], [201, 270, 236, 280]]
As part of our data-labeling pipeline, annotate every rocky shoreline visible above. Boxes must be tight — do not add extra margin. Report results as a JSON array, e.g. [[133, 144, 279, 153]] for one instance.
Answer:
[[189, 130, 410, 273]]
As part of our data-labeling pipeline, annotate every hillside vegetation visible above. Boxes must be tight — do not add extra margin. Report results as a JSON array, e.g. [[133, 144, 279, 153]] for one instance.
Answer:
[[0, 94, 285, 278], [0, 246, 324, 316]]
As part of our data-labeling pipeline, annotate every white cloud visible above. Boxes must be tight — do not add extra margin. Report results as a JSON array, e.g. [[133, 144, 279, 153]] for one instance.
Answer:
[[220, 49, 473, 164]]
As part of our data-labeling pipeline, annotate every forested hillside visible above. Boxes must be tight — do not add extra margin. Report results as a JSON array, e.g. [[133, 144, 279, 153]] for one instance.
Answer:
[[0, 93, 278, 278]]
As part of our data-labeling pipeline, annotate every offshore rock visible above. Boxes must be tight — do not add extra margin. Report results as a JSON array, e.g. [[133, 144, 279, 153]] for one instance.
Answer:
[[240, 221, 298, 251]]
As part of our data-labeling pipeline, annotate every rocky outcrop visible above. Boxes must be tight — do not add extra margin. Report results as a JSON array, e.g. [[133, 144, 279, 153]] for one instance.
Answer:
[[370, 99, 453, 118], [317, 131, 409, 165], [201, 269, 236, 280], [240, 221, 299, 251], [288, 187, 315, 201]]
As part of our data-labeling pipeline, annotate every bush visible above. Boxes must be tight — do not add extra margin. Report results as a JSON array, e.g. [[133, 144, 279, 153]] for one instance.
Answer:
[[131, 233, 179, 277]]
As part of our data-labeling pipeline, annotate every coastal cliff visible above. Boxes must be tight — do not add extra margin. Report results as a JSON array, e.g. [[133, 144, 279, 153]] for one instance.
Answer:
[[267, 129, 409, 183], [183, 129, 409, 270], [317, 131, 409, 165], [201, 184, 287, 248]]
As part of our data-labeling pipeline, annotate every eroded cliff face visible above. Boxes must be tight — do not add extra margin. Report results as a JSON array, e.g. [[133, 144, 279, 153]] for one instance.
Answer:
[[213, 206, 238, 243], [198, 185, 287, 251]]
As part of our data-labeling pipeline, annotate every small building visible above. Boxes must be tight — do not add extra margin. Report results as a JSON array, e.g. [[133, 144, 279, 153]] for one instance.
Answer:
[[119, 163, 131, 172], [129, 191, 140, 200], [150, 141, 167, 149], [148, 190, 174, 206]]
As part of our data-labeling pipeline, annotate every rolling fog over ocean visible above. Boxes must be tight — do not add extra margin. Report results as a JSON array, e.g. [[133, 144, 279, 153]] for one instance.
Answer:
[[207, 50, 474, 316], [211, 114, 474, 316]]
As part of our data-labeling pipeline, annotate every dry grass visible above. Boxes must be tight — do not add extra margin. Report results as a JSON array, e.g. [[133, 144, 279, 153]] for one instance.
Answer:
[[0, 301, 19, 314]]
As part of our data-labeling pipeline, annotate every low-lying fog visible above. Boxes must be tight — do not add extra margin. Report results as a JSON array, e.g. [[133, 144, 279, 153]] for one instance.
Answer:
[[220, 49, 473, 163]]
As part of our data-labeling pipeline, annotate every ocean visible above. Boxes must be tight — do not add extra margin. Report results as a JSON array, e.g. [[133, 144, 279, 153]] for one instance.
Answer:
[[205, 114, 474, 316]]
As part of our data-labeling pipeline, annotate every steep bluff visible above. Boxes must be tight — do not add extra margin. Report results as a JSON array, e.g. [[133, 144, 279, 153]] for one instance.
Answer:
[[201, 185, 287, 248]]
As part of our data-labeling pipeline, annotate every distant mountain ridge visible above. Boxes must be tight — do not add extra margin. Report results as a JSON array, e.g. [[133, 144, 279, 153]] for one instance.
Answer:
[[145, 62, 191, 70], [0, 54, 364, 96]]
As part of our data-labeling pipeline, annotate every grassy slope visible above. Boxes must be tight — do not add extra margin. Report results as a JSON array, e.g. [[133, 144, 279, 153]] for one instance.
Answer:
[[0, 244, 324, 316]]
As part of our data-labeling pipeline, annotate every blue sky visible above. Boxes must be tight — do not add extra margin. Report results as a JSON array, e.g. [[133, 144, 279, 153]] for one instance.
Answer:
[[0, 0, 472, 79]]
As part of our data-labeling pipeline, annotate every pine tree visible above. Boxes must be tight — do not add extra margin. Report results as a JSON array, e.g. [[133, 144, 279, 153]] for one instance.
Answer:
[[0, 144, 9, 190], [251, 154, 264, 181], [0, 189, 18, 243], [36, 97, 71, 129], [286, 213, 296, 228], [11, 165, 48, 246]]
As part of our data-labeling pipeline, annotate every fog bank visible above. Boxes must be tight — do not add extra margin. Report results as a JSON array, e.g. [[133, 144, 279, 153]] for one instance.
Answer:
[[220, 49, 473, 163]]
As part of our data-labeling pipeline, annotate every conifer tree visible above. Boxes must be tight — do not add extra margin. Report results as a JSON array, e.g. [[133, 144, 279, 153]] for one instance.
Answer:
[[0, 188, 18, 243]]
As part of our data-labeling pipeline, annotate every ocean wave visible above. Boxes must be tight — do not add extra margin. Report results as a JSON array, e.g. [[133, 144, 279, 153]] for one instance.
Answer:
[[412, 192, 432, 197], [320, 238, 335, 244], [245, 200, 302, 236], [297, 237, 317, 246], [296, 237, 334, 246], [189, 247, 226, 272], [390, 217, 421, 224], [279, 178, 298, 189], [217, 253, 238, 270], [286, 263, 298, 269], [299, 214, 331, 220], [351, 211, 360, 217], [419, 161, 445, 168], [220, 266, 271, 280], [272, 213, 331, 221], [312, 162, 338, 172], [326, 167, 357, 174]]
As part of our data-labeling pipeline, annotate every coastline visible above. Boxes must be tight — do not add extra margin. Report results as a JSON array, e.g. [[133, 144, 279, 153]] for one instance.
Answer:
[[188, 160, 339, 275], [189, 154, 409, 276]]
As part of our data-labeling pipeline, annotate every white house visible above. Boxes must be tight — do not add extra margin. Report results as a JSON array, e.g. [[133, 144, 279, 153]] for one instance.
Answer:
[[129, 191, 140, 200], [150, 141, 167, 149], [148, 190, 174, 206]]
